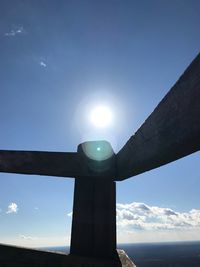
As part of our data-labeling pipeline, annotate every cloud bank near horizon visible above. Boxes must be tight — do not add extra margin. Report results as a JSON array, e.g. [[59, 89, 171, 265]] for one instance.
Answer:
[[117, 202, 200, 231], [117, 202, 200, 243]]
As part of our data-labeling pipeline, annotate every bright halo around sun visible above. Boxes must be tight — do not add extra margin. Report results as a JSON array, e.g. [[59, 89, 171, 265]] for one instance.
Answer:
[[90, 105, 113, 128]]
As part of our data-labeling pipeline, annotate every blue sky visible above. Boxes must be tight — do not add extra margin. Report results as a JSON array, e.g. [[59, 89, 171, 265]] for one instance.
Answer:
[[0, 0, 200, 247]]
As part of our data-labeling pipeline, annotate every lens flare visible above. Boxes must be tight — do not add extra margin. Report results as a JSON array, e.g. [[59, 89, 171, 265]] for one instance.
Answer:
[[81, 141, 114, 161]]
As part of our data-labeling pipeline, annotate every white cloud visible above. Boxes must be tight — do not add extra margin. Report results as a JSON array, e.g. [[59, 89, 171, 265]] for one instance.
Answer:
[[6, 202, 18, 214], [5, 26, 25, 37], [117, 202, 200, 243], [40, 61, 47, 67], [117, 202, 200, 231]]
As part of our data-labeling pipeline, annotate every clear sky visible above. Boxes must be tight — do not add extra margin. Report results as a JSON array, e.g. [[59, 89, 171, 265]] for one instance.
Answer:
[[0, 0, 200, 247]]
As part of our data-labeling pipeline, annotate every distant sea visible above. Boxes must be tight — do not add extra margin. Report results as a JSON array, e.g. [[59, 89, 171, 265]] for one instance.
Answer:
[[40, 241, 200, 267]]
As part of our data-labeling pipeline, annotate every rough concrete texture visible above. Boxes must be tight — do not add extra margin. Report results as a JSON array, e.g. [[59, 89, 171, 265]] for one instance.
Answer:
[[0, 244, 136, 267], [118, 250, 136, 267]]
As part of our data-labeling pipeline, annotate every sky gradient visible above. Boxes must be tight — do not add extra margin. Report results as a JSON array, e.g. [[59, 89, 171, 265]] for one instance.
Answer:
[[0, 0, 200, 247]]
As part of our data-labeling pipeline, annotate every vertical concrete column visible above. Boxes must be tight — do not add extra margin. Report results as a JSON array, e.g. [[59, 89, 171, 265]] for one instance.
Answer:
[[70, 141, 117, 260]]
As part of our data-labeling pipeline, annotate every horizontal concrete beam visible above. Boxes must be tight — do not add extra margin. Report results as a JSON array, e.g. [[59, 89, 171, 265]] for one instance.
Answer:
[[0, 147, 115, 179], [0, 150, 81, 178], [117, 52, 200, 180]]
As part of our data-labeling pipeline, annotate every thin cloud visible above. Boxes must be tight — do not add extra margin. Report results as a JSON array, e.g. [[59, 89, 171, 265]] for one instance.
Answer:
[[67, 212, 73, 217], [6, 202, 18, 214], [5, 26, 25, 37], [19, 234, 37, 240], [5, 30, 16, 37]]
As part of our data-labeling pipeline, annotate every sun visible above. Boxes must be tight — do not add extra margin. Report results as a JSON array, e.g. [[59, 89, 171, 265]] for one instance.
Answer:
[[90, 105, 113, 128]]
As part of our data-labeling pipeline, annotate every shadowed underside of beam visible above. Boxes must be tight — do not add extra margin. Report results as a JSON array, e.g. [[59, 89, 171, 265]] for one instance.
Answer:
[[0, 150, 83, 178], [117, 52, 200, 180]]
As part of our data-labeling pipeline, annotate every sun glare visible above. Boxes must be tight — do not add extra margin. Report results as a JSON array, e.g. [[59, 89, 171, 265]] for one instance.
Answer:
[[90, 105, 113, 128]]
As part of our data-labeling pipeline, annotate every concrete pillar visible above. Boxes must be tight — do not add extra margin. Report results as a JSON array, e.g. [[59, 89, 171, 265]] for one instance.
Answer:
[[70, 178, 117, 259], [70, 141, 118, 260]]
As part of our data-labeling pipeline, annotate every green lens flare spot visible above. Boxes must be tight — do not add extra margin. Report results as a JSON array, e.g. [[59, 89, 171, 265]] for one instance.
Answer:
[[81, 141, 114, 161]]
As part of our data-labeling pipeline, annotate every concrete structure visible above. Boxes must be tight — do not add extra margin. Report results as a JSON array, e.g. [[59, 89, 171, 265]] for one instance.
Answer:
[[0, 53, 199, 266]]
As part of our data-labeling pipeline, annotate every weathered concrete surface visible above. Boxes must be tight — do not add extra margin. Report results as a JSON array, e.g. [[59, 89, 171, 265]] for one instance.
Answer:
[[0, 244, 135, 267], [118, 250, 136, 267], [117, 52, 200, 180]]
